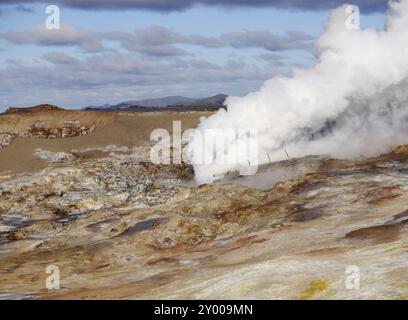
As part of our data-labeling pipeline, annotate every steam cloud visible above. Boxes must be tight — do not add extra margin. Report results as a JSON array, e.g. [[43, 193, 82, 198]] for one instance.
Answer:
[[187, 0, 408, 184]]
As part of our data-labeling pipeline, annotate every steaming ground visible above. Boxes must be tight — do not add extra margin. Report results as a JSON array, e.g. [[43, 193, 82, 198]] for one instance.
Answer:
[[216, 156, 324, 191], [188, 0, 408, 184]]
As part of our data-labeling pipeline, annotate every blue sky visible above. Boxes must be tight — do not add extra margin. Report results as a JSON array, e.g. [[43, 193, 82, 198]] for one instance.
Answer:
[[0, 1, 387, 111]]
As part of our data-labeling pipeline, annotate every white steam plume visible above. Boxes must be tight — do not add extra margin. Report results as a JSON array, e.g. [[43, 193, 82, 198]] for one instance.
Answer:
[[187, 0, 408, 184]]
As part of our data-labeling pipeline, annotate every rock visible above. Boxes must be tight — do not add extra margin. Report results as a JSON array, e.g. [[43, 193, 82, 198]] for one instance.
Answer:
[[64, 120, 80, 127], [0, 124, 95, 150], [392, 145, 408, 154], [0, 134, 13, 149], [34, 121, 45, 129], [33, 149, 76, 163]]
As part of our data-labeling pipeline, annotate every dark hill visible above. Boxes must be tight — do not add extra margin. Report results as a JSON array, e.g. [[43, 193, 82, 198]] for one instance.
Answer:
[[85, 94, 227, 112], [3, 104, 63, 115]]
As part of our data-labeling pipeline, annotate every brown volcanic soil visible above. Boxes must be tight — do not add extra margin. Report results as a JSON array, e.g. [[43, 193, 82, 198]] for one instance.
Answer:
[[0, 111, 209, 174]]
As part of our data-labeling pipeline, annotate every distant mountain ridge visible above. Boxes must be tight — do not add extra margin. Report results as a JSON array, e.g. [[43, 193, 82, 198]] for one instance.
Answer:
[[85, 94, 227, 111]]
